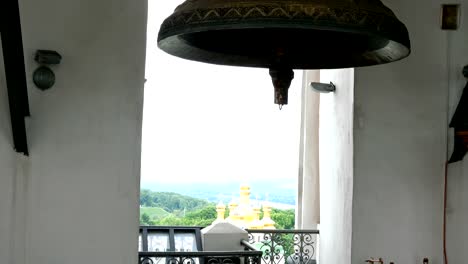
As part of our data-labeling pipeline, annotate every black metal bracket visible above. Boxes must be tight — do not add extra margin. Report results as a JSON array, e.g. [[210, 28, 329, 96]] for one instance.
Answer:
[[310, 82, 336, 93], [0, 0, 30, 155], [35, 50, 62, 65]]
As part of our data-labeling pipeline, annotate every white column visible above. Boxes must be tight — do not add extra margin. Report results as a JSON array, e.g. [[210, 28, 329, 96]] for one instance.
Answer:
[[296, 70, 320, 229], [319, 69, 354, 264]]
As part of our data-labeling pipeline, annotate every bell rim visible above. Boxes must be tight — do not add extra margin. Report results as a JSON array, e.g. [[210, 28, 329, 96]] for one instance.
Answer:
[[159, 3, 410, 44], [158, 18, 410, 48], [157, 3, 411, 69]]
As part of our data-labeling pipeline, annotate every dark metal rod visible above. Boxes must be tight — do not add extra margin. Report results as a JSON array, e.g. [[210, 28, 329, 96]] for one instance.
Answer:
[[168, 228, 175, 251], [140, 225, 205, 230], [142, 227, 148, 252], [139, 251, 262, 257], [246, 229, 320, 234], [1, 0, 30, 155]]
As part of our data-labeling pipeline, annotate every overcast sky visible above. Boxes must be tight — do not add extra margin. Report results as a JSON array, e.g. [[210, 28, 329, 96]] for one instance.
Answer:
[[140, 1, 302, 185]]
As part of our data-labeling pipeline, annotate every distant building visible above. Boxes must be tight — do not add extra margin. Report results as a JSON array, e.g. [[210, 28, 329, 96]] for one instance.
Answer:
[[213, 185, 275, 229]]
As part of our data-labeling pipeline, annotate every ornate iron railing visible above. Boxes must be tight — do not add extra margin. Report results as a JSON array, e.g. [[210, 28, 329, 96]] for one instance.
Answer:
[[139, 249, 262, 264], [246, 230, 319, 264]]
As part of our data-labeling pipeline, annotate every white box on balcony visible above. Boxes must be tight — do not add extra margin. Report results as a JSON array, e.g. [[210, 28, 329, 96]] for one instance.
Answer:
[[201, 222, 248, 251]]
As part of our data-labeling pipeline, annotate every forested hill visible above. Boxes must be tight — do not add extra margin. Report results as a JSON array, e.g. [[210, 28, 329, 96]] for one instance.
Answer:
[[142, 181, 295, 205], [139, 189, 295, 229], [140, 189, 210, 212]]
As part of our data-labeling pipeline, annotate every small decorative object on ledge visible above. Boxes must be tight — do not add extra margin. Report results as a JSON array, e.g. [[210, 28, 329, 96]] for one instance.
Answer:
[[365, 257, 383, 264], [449, 65, 468, 163], [33, 50, 62, 91]]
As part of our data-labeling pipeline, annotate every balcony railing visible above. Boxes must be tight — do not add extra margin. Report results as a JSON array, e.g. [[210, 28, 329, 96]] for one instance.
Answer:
[[139, 249, 262, 264], [138, 227, 319, 264], [246, 229, 319, 264]]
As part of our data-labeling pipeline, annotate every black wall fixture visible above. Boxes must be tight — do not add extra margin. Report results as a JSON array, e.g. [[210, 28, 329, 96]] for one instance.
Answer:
[[0, 0, 30, 155], [33, 50, 62, 90], [449, 65, 468, 163]]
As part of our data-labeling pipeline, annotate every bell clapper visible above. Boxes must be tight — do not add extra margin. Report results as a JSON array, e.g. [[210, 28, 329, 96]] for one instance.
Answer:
[[269, 67, 294, 108]]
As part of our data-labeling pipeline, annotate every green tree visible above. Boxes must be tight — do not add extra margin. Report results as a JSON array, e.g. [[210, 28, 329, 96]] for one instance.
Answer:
[[270, 209, 295, 229], [151, 205, 217, 227], [140, 212, 154, 225], [139, 190, 209, 212], [182, 205, 217, 226], [140, 189, 155, 207], [156, 215, 185, 226]]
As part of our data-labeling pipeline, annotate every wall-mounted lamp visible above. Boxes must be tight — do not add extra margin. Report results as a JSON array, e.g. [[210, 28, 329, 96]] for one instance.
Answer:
[[310, 82, 336, 93], [441, 4, 460, 30], [33, 50, 61, 90]]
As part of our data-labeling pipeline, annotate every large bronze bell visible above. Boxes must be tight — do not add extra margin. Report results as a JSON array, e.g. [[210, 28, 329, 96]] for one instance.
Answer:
[[158, 0, 411, 106]]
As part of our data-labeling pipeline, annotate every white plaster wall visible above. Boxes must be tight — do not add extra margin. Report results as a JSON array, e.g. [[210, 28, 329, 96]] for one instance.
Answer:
[[353, 0, 447, 263], [319, 69, 354, 264], [446, 2, 468, 263], [0, 0, 147, 263], [0, 42, 16, 264]]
